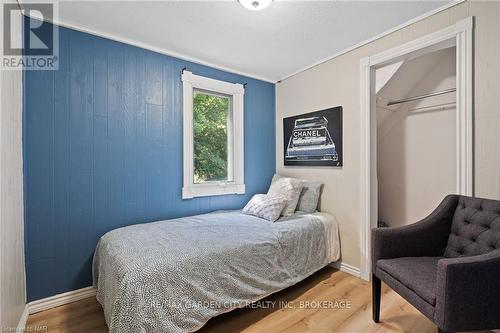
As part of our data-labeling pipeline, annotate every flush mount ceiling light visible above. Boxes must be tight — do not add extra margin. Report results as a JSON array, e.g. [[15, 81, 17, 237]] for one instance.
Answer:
[[239, 0, 273, 11]]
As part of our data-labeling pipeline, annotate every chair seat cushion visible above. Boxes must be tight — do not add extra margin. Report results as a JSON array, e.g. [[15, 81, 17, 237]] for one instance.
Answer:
[[377, 256, 442, 305]]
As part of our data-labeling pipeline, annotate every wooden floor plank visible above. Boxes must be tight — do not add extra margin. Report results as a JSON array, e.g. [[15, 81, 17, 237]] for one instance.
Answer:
[[25, 267, 492, 333]]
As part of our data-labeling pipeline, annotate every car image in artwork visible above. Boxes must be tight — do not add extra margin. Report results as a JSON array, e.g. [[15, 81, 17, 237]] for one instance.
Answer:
[[285, 116, 339, 162]]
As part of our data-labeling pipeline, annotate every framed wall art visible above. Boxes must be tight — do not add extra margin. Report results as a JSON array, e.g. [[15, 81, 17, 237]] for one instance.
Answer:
[[283, 106, 343, 167]]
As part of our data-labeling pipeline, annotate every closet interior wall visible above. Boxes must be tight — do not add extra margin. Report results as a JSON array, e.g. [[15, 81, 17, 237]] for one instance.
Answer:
[[376, 47, 457, 227]]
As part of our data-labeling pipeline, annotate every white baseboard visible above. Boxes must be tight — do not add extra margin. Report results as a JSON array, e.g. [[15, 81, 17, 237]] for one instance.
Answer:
[[329, 261, 361, 278], [28, 286, 97, 314], [17, 304, 29, 330]]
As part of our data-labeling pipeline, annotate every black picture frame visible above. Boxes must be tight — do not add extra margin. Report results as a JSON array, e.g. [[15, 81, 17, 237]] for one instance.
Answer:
[[283, 106, 343, 167]]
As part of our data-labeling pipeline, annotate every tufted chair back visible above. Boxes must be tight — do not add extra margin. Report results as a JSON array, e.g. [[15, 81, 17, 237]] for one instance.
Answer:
[[444, 196, 500, 258]]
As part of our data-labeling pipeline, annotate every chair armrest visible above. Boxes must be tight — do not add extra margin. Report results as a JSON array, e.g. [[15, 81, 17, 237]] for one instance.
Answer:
[[435, 250, 500, 332], [372, 195, 458, 272]]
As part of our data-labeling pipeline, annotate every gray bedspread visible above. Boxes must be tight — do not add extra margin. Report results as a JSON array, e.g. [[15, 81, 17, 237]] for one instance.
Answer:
[[93, 210, 339, 333]]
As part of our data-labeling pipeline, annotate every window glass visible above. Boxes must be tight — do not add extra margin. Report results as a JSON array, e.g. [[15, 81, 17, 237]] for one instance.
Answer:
[[193, 89, 232, 184]]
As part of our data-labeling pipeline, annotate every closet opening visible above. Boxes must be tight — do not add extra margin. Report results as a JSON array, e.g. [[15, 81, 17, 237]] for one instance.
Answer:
[[375, 45, 457, 228], [359, 17, 474, 280]]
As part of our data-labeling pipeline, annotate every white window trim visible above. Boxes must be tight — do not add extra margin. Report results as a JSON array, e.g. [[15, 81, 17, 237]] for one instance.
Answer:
[[181, 71, 245, 199]]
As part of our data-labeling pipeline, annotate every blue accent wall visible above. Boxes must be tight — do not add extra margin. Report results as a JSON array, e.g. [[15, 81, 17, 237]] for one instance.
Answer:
[[23, 22, 275, 301]]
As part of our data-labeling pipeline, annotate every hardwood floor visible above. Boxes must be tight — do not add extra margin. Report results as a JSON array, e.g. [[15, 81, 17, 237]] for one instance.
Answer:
[[26, 267, 491, 333]]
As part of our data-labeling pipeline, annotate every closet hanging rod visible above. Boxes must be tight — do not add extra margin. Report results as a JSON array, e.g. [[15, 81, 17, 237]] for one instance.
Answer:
[[387, 88, 456, 106]]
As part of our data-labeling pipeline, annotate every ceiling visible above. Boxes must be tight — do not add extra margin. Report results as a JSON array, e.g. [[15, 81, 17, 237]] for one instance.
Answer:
[[27, 0, 456, 82]]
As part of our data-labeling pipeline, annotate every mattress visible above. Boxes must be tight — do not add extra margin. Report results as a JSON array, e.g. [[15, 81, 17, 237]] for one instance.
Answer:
[[93, 210, 340, 333]]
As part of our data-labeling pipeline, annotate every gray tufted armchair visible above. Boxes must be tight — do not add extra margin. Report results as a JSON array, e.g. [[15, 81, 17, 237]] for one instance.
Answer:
[[371, 195, 500, 333]]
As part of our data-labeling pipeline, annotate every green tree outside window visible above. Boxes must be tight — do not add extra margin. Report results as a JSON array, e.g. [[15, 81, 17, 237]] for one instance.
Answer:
[[193, 91, 230, 183]]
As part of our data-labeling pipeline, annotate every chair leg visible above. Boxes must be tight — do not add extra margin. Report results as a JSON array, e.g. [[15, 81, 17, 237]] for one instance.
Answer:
[[372, 274, 381, 323]]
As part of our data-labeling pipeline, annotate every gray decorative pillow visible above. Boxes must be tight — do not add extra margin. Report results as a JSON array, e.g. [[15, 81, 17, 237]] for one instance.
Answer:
[[296, 181, 322, 213], [272, 174, 322, 213], [242, 194, 286, 222], [267, 176, 304, 216]]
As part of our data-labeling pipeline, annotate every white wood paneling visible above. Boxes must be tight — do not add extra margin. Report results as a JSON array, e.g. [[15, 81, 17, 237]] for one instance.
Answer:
[[0, 4, 26, 329]]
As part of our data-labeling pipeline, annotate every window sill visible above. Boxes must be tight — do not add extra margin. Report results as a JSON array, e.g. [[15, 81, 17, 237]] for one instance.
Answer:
[[182, 183, 245, 199]]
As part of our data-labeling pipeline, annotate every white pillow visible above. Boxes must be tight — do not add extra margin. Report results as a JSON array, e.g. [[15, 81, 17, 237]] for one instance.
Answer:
[[242, 194, 286, 222], [267, 176, 304, 216]]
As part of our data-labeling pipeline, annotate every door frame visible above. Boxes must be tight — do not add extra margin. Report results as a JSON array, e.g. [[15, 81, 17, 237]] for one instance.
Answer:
[[359, 17, 474, 281]]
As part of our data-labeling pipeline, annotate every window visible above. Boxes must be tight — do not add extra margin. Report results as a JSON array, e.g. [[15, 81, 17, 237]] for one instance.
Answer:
[[181, 71, 245, 199], [193, 90, 231, 184]]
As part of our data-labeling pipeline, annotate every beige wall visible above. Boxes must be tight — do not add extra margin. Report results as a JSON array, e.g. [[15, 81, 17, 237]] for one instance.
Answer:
[[378, 49, 457, 227], [0, 6, 26, 328], [276, 1, 500, 269]]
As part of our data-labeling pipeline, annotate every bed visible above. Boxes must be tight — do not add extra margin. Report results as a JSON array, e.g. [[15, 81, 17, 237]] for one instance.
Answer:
[[93, 210, 340, 333]]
